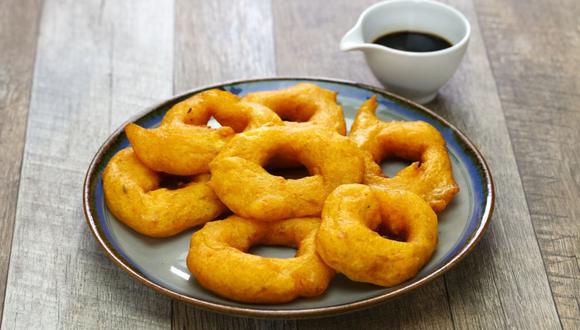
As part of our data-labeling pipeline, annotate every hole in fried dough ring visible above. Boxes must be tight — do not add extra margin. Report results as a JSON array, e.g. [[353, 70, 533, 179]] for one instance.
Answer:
[[350, 96, 459, 212], [103, 148, 226, 237], [209, 126, 365, 221], [242, 83, 346, 134], [186, 216, 335, 304], [125, 89, 283, 176], [316, 184, 438, 287]]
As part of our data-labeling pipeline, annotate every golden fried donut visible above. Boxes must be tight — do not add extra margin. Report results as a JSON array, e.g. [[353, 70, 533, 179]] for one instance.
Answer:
[[316, 184, 437, 287], [350, 96, 459, 212], [103, 148, 226, 237], [242, 83, 346, 134], [209, 126, 365, 221], [187, 216, 334, 303], [126, 89, 283, 175]]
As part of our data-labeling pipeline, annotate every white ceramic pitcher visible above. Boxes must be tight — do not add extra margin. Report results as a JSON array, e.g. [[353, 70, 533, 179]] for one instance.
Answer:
[[340, 0, 471, 104]]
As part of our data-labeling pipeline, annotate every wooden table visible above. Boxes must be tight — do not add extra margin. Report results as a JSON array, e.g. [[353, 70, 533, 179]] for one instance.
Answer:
[[1, 0, 578, 328]]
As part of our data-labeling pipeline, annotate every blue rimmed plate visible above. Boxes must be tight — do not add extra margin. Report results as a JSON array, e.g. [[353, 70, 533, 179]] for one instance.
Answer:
[[83, 77, 493, 318]]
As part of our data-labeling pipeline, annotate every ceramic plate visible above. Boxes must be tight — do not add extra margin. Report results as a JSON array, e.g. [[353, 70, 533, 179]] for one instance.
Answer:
[[83, 77, 494, 318]]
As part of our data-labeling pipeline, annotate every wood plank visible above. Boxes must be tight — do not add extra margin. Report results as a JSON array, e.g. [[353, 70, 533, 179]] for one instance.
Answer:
[[273, 0, 561, 328], [272, 0, 454, 328], [174, 0, 276, 95], [1, 0, 174, 328], [474, 0, 580, 328], [172, 0, 292, 328], [272, 0, 379, 85], [0, 0, 43, 322]]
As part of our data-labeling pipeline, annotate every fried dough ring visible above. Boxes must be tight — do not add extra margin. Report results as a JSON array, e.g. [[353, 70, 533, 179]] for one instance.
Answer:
[[209, 126, 365, 221], [187, 216, 334, 304], [350, 96, 459, 212], [126, 89, 283, 175], [103, 148, 226, 237], [316, 184, 437, 287], [242, 83, 346, 134]]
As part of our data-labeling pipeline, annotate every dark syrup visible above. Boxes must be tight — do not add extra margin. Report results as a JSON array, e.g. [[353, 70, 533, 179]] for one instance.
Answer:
[[373, 31, 452, 52]]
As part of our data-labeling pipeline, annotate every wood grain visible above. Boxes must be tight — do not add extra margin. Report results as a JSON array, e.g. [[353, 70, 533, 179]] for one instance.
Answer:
[[174, 0, 276, 95], [172, 0, 291, 328], [272, 0, 379, 85], [0, 0, 174, 328], [474, 0, 580, 328], [272, 0, 454, 327], [0, 0, 43, 322]]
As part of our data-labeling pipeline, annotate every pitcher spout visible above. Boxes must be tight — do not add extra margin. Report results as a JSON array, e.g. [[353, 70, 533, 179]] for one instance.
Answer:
[[340, 24, 366, 52]]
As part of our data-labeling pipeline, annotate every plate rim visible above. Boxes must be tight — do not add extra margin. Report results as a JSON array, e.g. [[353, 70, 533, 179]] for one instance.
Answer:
[[83, 76, 495, 319]]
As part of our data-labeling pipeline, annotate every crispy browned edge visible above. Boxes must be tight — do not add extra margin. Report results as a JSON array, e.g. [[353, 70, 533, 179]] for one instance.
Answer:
[[82, 76, 495, 319]]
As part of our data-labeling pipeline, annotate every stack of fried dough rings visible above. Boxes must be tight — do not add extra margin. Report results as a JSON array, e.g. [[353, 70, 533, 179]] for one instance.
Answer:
[[103, 83, 459, 304]]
